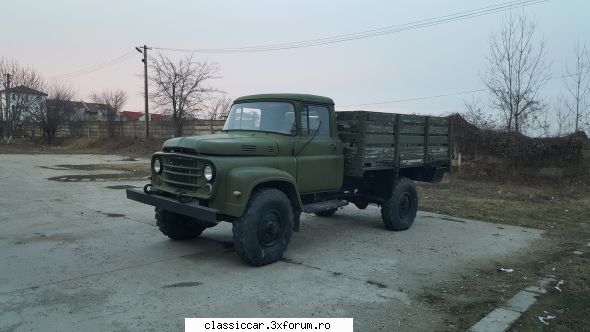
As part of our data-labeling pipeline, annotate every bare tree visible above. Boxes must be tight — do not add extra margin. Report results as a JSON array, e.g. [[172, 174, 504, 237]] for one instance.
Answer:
[[462, 97, 497, 129], [555, 98, 574, 136], [536, 106, 552, 137], [562, 41, 590, 133], [29, 83, 75, 144], [482, 13, 550, 133], [90, 89, 127, 137], [149, 54, 219, 137], [0, 58, 45, 143], [207, 95, 232, 133], [67, 107, 85, 138]]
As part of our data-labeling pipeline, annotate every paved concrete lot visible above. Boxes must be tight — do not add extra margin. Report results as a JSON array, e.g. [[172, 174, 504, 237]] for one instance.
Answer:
[[0, 154, 543, 331]]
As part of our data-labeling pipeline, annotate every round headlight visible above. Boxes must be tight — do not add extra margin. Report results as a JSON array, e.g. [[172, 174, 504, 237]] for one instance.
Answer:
[[152, 157, 162, 174], [203, 164, 214, 181]]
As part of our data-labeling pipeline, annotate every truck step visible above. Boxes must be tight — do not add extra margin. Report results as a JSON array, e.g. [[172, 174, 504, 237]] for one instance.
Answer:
[[302, 200, 348, 214]]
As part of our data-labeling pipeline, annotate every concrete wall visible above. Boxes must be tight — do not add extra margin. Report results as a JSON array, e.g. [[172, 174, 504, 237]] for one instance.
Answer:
[[22, 120, 225, 138]]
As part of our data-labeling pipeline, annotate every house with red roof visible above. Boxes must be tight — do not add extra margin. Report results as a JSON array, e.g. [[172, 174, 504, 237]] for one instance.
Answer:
[[120, 111, 163, 122]]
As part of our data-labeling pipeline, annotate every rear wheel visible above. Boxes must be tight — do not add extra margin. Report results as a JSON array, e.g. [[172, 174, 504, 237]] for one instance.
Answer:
[[315, 208, 337, 217], [155, 208, 211, 240], [232, 188, 294, 266], [381, 177, 418, 231]]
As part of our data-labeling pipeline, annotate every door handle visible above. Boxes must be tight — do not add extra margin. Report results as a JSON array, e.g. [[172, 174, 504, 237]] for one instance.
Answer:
[[328, 144, 337, 150]]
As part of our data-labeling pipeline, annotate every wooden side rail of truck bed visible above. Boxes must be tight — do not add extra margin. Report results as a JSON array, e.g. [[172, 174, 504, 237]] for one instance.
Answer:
[[336, 111, 452, 177]]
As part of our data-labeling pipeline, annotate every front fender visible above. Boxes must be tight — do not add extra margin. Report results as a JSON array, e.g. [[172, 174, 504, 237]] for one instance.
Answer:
[[222, 167, 302, 217]]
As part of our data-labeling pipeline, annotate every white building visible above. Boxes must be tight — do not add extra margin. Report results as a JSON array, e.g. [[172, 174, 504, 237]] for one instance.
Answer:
[[0, 85, 47, 123]]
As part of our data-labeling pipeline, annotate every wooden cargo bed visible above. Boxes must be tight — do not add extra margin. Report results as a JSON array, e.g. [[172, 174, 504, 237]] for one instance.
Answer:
[[336, 111, 451, 177]]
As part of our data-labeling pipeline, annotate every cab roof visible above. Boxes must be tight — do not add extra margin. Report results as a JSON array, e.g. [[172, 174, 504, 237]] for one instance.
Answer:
[[234, 93, 334, 105]]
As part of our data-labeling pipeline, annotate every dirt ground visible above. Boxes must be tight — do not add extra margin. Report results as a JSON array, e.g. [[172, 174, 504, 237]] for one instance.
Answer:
[[418, 175, 590, 331], [1, 138, 589, 331]]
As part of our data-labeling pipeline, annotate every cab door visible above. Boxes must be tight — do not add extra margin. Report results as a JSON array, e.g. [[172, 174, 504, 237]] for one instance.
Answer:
[[295, 104, 343, 193]]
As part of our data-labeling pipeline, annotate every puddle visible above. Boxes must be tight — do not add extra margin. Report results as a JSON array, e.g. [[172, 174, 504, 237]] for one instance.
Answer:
[[14, 233, 78, 245], [48, 174, 144, 182], [104, 213, 126, 218], [366, 280, 388, 288], [38, 165, 70, 170], [105, 185, 138, 190], [55, 164, 118, 171], [45, 163, 150, 182], [95, 210, 127, 218], [54, 163, 148, 172], [162, 281, 202, 288]]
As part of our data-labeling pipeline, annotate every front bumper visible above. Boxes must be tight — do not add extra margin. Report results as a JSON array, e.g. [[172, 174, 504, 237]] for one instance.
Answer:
[[126, 188, 218, 223]]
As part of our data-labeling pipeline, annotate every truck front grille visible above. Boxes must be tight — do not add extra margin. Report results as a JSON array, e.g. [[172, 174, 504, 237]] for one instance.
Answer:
[[161, 155, 205, 192]]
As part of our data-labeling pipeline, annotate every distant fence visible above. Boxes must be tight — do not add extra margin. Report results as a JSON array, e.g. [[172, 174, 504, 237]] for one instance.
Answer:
[[21, 120, 225, 139]]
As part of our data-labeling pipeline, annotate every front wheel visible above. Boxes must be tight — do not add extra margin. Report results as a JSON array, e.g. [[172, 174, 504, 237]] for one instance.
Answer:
[[381, 177, 418, 231], [155, 208, 211, 240], [232, 188, 294, 266]]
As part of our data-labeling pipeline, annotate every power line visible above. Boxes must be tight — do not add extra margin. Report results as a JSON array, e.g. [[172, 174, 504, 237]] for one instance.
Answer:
[[44, 1, 546, 78], [339, 89, 488, 108], [338, 73, 577, 108], [152, 0, 547, 53], [49, 51, 136, 79]]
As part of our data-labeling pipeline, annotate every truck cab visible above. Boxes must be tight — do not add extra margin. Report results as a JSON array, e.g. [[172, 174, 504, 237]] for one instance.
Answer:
[[127, 93, 451, 266]]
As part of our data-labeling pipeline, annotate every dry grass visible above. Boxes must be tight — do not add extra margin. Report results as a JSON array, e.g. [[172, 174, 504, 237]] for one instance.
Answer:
[[53, 163, 150, 173], [418, 174, 590, 331], [418, 176, 590, 231], [0, 137, 165, 158]]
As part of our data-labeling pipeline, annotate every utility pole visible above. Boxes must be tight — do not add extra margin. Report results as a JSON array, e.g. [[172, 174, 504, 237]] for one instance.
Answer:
[[135, 45, 150, 140]]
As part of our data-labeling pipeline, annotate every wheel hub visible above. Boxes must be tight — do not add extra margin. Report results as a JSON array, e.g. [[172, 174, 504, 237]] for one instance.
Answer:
[[398, 193, 411, 219], [258, 211, 282, 247]]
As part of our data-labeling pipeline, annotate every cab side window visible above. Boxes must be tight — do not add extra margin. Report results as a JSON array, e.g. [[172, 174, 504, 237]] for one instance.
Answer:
[[300, 105, 330, 137]]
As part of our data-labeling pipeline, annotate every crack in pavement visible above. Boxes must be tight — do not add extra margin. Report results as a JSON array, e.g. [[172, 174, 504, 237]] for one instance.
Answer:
[[91, 209, 154, 227], [279, 256, 409, 304]]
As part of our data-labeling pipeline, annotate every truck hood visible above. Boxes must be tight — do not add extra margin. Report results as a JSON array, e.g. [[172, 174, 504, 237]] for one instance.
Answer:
[[162, 133, 279, 156]]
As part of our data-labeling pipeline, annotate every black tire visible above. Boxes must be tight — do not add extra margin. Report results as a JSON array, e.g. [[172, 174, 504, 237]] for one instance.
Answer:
[[232, 188, 294, 266], [381, 177, 418, 231], [315, 208, 337, 217], [155, 208, 209, 240]]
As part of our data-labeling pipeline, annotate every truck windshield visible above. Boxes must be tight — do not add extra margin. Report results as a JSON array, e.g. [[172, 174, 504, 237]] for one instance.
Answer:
[[223, 102, 296, 135]]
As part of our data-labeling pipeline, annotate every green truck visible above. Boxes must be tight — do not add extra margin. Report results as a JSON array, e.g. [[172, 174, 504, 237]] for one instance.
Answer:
[[126, 93, 451, 266]]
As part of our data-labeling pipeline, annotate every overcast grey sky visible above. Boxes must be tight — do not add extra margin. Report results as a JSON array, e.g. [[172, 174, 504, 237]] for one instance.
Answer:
[[2, 0, 589, 121]]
